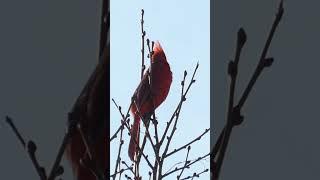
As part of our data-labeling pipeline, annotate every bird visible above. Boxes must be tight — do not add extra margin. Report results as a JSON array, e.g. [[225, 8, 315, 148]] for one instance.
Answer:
[[65, 1, 109, 178], [65, 43, 108, 180], [128, 41, 172, 161]]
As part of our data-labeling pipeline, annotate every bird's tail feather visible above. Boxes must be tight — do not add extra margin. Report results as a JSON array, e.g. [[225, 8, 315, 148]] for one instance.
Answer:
[[128, 114, 140, 161]]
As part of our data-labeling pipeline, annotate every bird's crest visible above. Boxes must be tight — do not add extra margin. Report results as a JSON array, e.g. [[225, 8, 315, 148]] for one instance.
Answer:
[[152, 41, 167, 62]]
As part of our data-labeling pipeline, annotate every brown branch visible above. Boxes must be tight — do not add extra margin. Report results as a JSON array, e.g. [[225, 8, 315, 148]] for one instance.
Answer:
[[146, 39, 160, 180], [136, 39, 158, 170], [161, 152, 210, 178], [110, 97, 133, 142], [161, 63, 199, 159], [177, 146, 191, 180], [110, 98, 134, 180], [159, 70, 187, 147], [146, 40, 159, 146], [164, 128, 210, 158], [141, 9, 146, 80], [180, 169, 209, 180], [158, 63, 199, 180], [110, 125, 122, 142], [111, 99, 154, 170], [110, 165, 133, 179], [133, 101, 158, 161], [112, 115, 125, 180]]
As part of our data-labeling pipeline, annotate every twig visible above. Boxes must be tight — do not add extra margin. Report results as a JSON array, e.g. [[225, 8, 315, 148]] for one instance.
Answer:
[[48, 114, 78, 180], [161, 152, 210, 178], [214, 27, 247, 178], [111, 99, 133, 180], [161, 63, 199, 159], [238, 2, 283, 109], [111, 99, 154, 170], [213, 1, 284, 179], [110, 125, 123, 142], [5, 116, 47, 180], [159, 70, 187, 147], [141, 9, 146, 80], [180, 169, 209, 180], [146, 40, 159, 146], [110, 96, 133, 159], [158, 63, 199, 180], [177, 146, 191, 180], [122, 161, 135, 176], [112, 118, 125, 180], [146, 39, 160, 180], [133, 101, 158, 159], [5, 116, 26, 147], [136, 39, 157, 168], [110, 167, 132, 179], [165, 129, 209, 158]]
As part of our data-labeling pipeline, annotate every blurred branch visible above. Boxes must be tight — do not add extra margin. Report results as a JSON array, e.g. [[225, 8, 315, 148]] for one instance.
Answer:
[[5, 116, 47, 180], [212, 1, 284, 179]]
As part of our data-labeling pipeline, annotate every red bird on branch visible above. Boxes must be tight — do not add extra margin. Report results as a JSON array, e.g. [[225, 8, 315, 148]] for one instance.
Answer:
[[128, 41, 172, 161], [65, 43, 108, 180], [65, 1, 109, 179]]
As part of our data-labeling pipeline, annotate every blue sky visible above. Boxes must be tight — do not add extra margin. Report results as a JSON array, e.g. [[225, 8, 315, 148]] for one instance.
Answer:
[[110, 0, 210, 179]]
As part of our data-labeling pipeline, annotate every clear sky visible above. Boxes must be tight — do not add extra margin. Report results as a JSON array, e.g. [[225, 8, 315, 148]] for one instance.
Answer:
[[110, 0, 210, 179]]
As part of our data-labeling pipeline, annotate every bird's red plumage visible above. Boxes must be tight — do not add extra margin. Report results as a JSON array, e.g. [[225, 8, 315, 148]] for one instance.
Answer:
[[66, 44, 108, 180], [128, 41, 172, 161]]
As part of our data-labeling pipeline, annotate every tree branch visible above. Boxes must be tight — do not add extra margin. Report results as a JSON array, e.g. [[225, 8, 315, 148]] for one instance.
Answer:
[[213, 1, 284, 179]]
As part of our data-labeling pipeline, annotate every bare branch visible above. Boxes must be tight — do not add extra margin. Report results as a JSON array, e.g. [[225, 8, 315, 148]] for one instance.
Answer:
[[177, 146, 191, 180], [161, 152, 210, 178], [165, 128, 209, 158], [162, 63, 199, 159], [5, 116, 47, 180], [141, 9, 146, 80], [213, 1, 284, 179]]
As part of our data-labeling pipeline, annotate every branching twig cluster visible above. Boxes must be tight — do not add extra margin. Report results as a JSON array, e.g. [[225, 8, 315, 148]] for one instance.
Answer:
[[211, 1, 284, 179], [110, 9, 210, 180]]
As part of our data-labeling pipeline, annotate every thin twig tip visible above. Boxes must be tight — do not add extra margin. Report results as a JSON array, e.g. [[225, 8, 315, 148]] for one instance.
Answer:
[[237, 28, 247, 47]]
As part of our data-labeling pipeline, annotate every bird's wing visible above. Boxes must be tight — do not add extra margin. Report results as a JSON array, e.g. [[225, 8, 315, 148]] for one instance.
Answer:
[[133, 69, 152, 111]]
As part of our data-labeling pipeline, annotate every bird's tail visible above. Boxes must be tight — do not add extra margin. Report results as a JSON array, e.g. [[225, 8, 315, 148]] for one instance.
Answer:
[[66, 130, 97, 180], [128, 114, 140, 161]]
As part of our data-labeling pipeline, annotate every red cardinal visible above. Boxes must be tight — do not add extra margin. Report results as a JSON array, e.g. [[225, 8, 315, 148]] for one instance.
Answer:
[[128, 41, 172, 161], [66, 1, 108, 178], [66, 43, 108, 180]]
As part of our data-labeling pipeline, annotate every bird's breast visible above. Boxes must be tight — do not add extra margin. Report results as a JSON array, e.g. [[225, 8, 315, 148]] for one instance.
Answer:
[[151, 62, 172, 108]]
